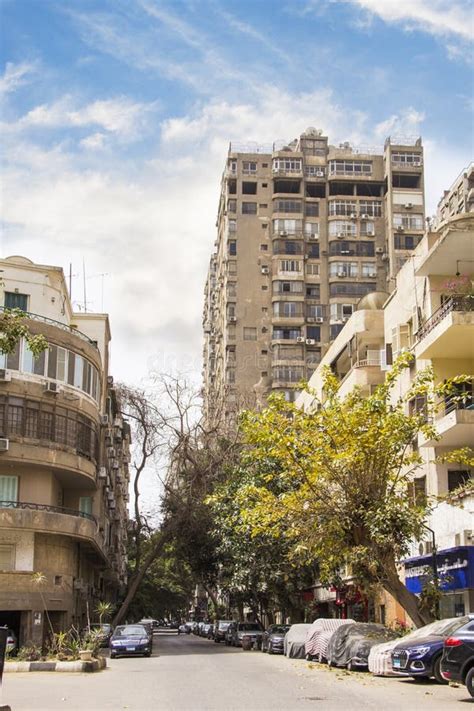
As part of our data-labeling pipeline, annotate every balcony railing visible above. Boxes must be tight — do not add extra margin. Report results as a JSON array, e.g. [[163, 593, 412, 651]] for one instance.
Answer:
[[416, 295, 474, 341], [0, 500, 97, 523], [0, 307, 97, 347]]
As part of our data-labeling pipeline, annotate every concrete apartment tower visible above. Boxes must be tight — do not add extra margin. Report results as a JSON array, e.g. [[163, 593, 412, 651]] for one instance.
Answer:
[[202, 129, 424, 420], [0, 256, 130, 647]]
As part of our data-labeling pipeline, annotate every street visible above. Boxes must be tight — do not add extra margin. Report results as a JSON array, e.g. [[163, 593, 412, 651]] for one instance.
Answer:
[[1, 630, 469, 711]]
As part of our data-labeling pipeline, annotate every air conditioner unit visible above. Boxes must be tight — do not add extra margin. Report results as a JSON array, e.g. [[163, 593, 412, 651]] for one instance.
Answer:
[[340, 250, 350, 255], [350, 213, 357, 219], [361, 213, 370, 220], [44, 381, 60, 394], [382, 253, 389, 261], [107, 446, 116, 458], [261, 266, 269, 274], [337, 271, 347, 278], [315, 317, 324, 323], [107, 375, 114, 386], [404, 203, 413, 209], [376, 247, 384, 254], [98, 467, 107, 480], [316, 171, 324, 177], [280, 231, 288, 236], [228, 316, 237, 323], [309, 233, 319, 240], [306, 339, 316, 345], [0, 369, 11, 382], [100, 414, 109, 426], [0, 438, 9, 452], [336, 232, 345, 238], [397, 225, 404, 232], [296, 336, 305, 343], [112, 460, 119, 470]]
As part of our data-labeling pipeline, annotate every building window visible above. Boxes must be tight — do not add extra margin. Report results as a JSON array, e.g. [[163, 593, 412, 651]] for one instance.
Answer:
[[272, 366, 304, 382], [394, 234, 422, 250], [273, 281, 303, 294], [228, 241, 237, 256], [359, 200, 382, 217], [273, 302, 303, 317], [306, 244, 319, 258], [307, 304, 323, 318], [448, 470, 472, 492], [329, 282, 374, 296], [0, 544, 15, 571], [361, 262, 377, 277], [260, 244, 268, 251], [272, 328, 301, 340], [274, 200, 302, 213], [391, 152, 422, 166], [272, 158, 302, 173], [329, 262, 358, 277], [328, 200, 357, 217], [242, 202, 257, 215], [306, 326, 321, 341], [228, 160, 237, 174], [306, 264, 320, 276], [243, 327, 257, 341], [242, 182, 257, 195], [330, 323, 343, 339], [305, 165, 325, 177], [330, 303, 354, 321], [393, 213, 424, 230], [360, 221, 375, 237], [304, 222, 319, 237], [228, 219, 236, 233], [79, 496, 93, 516], [305, 203, 319, 217], [0, 475, 18, 503], [328, 160, 372, 176], [279, 260, 302, 273], [272, 219, 302, 235], [306, 284, 320, 298], [328, 221, 357, 237], [4, 292, 29, 311], [227, 199, 236, 213], [227, 261, 237, 275], [242, 161, 257, 174]]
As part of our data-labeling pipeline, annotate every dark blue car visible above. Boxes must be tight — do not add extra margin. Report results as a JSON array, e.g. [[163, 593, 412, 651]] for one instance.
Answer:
[[391, 616, 469, 683], [440, 614, 474, 697], [109, 624, 152, 659]]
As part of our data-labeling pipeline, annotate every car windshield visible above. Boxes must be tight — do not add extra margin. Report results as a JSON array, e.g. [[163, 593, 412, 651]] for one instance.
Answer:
[[270, 626, 290, 635], [409, 616, 469, 639], [238, 623, 261, 631], [218, 622, 231, 629], [115, 625, 146, 637]]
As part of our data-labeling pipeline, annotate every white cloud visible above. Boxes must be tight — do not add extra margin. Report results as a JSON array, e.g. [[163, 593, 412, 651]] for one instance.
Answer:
[[348, 0, 473, 41], [0, 61, 37, 97], [374, 107, 425, 140], [80, 132, 107, 151], [15, 96, 155, 139]]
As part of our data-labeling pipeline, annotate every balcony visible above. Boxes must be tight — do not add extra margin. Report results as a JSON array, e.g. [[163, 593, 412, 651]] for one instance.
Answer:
[[0, 502, 106, 559], [0, 306, 97, 347], [415, 295, 474, 359], [419, 395, 474, 448]]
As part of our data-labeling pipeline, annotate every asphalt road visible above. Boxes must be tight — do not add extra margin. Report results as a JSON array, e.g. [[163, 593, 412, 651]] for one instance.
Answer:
[[1, 629, 470, 711]]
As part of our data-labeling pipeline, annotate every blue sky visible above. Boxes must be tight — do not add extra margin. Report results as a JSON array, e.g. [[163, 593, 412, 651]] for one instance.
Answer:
[[1, 0, 473, 386]]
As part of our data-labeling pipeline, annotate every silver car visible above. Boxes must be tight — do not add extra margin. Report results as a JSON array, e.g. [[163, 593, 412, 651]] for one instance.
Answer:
[[229, 622, 264, 648]]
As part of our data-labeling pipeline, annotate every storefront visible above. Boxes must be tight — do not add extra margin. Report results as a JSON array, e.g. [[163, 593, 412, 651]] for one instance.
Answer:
[[404, 546, 474, 617]]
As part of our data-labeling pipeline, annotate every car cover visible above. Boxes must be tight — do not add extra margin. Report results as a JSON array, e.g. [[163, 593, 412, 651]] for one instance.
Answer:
[[327, 622, 399, 668], [305, 618, 355, 660], [284, 624, 312, 659], [368, 638, 402, 676]]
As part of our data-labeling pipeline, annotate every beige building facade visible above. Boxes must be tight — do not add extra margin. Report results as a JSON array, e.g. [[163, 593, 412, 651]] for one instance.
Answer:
[[203, 129, 425, 422], [0, 256, 130, 647]]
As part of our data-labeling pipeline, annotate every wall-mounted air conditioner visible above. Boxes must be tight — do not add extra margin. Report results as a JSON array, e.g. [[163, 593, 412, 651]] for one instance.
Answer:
[[361, 213, 370, 220], [296, 336, 305, 343], [98, 467, 107, 480], [316, 171, 324, 177], [261, 266, 269, 274], [0, 369, 11, 382], [404, 203, 413, 209], [337, 271, 347, 278], [44, 381, 60, 394], [397, 225, 404, 232], [315, 317, 323, 323], [376, 247, 384, 254], [228, 316, 237, 323], [350, 213, 357, 219], [309, 233, 319, 240], [306, 339, 316, 345], [100, 414, 109, 426], [0, 438, 9, 452]]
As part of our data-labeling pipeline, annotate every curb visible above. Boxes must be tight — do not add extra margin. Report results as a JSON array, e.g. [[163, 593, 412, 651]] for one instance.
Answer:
[[5, 657, 107, 673]]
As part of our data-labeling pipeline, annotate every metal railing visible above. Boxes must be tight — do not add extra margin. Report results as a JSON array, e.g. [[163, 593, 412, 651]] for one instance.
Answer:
[[0, 500, 97, 523], [0, 307, 97, 347], [416, 295, 474, 341]]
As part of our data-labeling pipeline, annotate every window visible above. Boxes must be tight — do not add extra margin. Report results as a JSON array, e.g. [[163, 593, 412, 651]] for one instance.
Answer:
[[0, 475, 18, 503], [260, 244, 268, 251], [279, 260, 301, 273], [79, 496, 93, 516], [393, 213, 424, 230], [448, 470, 472, 492], [391, 152, 422, 166], [328, 221, 356, 237], [227, 260, 237, 275], [228, 241, 237, 256], [359, 200, 382, 217], [307, 304, 324, 318], [329, 160, 372, 176], [304, 222, 319, 237], [306, 284, 320, 297], [274, 200, 302, 213], [272, 366, 304, 382], [242, 161, 257, 174], [330, 323, 343, 339], [305, 203, 319, 216], [330, 303, 354, 321], [228, 160, 237, 174], [242, 182, 257, 194], [306, 326, 321, 340], [272, 345, 303, 361], [4, 292, 28, 311], [328, 200, 356, 217], [273, 240, 303, 256], [394, 234, 422, 250], [243, 327, 257, 341], [329, 282, 374, 296], [272, 219, 302, 234], [273, 302, 303, 318], [272, 328, 301, 340], [360, 221, 375, 237], [0, 544, 15, 571], [272, 158, 302, 173], [242, 202, 257, 215], [361, 262, 377, 277], [306, 263, 320, 276], [306, 243, 319, 258], [273, 281, 303, 294], [227, 199, 236, 213], [228, 179, 236, 195], [329, 262, 358, 277], [228, 219, 236, 233], [305, 165, 325, 177]]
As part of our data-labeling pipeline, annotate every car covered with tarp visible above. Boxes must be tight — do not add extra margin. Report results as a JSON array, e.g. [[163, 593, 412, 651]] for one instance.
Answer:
[[327, 622, 399, 670], [305, 618, 355, 662], [283, 624, 312, 659]]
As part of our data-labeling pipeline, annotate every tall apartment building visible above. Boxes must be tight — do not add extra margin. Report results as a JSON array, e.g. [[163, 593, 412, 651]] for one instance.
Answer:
[[202, 129, 425, 419], [0, 256, 130, 648]]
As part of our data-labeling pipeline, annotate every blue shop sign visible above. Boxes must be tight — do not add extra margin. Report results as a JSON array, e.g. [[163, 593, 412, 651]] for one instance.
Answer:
[[404, 546, 474, 594]]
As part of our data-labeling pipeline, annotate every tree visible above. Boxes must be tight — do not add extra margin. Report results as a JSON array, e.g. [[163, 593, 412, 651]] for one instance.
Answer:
[[0, 308, 47, 356], [218, 354, 471, 628]]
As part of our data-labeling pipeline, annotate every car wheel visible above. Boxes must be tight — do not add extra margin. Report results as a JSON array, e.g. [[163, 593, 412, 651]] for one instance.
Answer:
[[411, 676, 429, 683], [347, 660, 354, 671], [214, 639, 219, 643], [433, 656, 448, 685], [466, 667, 474, 698], [267, 645, 273, 655], [145, 652, 151, 657], [110, 653, 116, 659]]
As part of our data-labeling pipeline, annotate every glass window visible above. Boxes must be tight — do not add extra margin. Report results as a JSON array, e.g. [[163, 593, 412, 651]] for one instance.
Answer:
[[22, 343, 35, 374], [228, 241, 237, 255], [79, 496, 93, 515], [329, 282, 374, 296], [306, 326, 321, 340], [393, 213, 424, 230], [4, 292, 28, 311], [361, 262, 377, 277], [306, 264, 320, 276], [279, 260, 301, 272], [242, 161, 257, 174], [227, 199, 236, 213], [359, 201, 382, 217], [47, 345, 58, 379], [272, 219, 302, 234], [304, 222, 319, 236], [272, 158, 302, 173], [272, 328, 301, 340], [391, 152, 422, 166], [329, 160, 372, 176], [6, 342, 20, 371], [273, 302, 302, 317], [305, 165, 325, 177], [0, 544, 15, 570], [329, 262, 358, 277], [328, 221, 357, 237], [243, 328, 257, 341], [273, 281, 303, 294], [274, 200, 302, 213], [242, 202, 257, 214], [305, 203, 319, 217], [74, 354, 83, 389], [0, 475, 18, 503], [57, 348, 67, 382], [328, 200, 357, 216]]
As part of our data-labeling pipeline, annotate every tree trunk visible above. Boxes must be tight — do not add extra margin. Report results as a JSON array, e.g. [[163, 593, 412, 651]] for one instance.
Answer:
[[382, 563, 434, 628], [113, 526, 173, 626], [203, 585, 220, 616]]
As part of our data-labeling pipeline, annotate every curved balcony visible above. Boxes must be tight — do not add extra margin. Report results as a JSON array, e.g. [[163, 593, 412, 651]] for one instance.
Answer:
[[0, 306, 97, 347], [0, 502, 106, 559], [415, 295, 474, 359]]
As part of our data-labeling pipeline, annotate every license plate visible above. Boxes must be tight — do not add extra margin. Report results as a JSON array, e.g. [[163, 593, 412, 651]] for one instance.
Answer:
[[393, 659, 401, 668], [126, 646, 136, 651]]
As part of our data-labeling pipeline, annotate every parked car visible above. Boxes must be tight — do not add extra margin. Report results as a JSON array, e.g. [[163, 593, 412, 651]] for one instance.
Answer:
[[369, 638, 405, 676], [201, 622, 214, 638], [391, 616, 470, 683], [214, 620, 232, 643], [305, 618, 355, 662], [228, 622, 263, 647], [284, 624, 312, 659], [138, 620, 154, 638], [87, 623, 113, 647], [192, 622, 200, 635], [440, 614, 474, 696], [109, 624, 152, 658], [327, 622, 399, 670], [261, 625, 290, 655], [5, 629, 18, 655]]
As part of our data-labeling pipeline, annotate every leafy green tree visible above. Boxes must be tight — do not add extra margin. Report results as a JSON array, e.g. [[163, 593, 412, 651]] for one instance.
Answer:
[[0, 308, 47, 356], [216, 355, 470, 628]]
